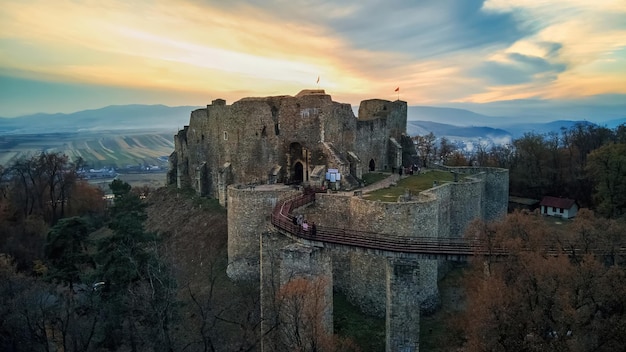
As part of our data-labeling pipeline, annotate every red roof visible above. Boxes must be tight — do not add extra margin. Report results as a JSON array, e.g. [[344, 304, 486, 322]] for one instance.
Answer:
[[540, 196, 576, 209]]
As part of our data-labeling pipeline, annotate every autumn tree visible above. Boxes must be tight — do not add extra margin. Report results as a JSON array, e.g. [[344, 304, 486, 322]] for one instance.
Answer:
[[273, 275, 359, 352], [5, 152, 82, 224], [413, 132, 436, 167], [460, 211, 626, 352]]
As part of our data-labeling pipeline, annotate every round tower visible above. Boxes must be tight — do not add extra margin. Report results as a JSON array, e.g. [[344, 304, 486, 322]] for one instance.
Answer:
[[226, 184, 300, 281]]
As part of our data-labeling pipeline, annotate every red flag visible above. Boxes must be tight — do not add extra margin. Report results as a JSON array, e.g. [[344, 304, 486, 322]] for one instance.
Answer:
[[394, 87, 399, 92]]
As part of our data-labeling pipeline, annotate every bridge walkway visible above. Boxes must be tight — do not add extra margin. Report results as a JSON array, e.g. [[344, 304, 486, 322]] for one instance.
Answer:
[[270, 191, 626, 258]]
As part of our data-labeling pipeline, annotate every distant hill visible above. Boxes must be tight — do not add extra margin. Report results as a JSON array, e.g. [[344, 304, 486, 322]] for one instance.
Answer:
[[440, 95, 626, 125], [407, 120, 511, 139], [407, 106, 508, 126], [0, 104, 200, 134], [501, 120, 597, 138]]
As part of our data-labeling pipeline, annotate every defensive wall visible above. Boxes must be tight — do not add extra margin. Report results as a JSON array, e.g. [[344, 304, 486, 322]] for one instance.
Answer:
[[227, 166, 508, 352], [171, 90, 507, 351]]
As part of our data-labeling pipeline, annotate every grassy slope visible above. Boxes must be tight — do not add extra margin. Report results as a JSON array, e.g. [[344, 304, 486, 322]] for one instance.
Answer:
[[363, 170, 455, 202]]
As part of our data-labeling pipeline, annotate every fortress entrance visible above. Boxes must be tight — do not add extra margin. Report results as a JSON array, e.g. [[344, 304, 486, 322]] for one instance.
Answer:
[[369, 159, 376, 171], [289, 142, 307, 184], [293, 162, 304, 184]]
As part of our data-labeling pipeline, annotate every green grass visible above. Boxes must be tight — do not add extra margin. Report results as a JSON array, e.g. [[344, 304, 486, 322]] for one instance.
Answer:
[[362, 172, 390, 186], [419, 266, 467, 351], [334, 291, 385, 352], [363, 170, 455, 202]]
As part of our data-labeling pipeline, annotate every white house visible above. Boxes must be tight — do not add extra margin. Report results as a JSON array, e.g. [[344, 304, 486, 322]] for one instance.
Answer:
[[539, 196, 579, 219]]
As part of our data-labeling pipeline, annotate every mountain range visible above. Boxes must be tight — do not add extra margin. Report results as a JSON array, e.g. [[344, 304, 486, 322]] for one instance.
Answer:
[[1, 103, 624, 141], [0, 104, 199, 135]]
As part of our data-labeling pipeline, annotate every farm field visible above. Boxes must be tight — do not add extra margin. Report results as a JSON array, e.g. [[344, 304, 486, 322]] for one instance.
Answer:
[[0, 130, 175, 169], [89, 172, 168, 193]]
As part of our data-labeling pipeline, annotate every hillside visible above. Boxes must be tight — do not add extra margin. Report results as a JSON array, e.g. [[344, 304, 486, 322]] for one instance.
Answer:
[[144, 187, 266, 350], [0, 104, 199, 134], [144, 187, 228, 292]]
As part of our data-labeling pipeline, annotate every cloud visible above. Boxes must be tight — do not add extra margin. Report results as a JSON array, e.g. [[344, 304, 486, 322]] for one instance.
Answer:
[[212, 0, 530, 59], [0, 0, 625, 116], [474, 52, 567, 85]]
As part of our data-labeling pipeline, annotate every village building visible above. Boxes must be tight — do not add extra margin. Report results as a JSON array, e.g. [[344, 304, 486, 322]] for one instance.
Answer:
[[539, 196, 579, 219]]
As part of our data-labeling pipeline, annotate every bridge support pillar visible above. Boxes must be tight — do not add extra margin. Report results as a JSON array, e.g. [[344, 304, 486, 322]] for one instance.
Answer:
[[261, 232, 333, 352], [386, 258, 420, 352]]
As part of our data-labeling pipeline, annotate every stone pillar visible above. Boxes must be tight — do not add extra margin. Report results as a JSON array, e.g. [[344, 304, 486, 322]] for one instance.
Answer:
[[260, 233, 333, 352], [386, 258, 420, 352], [260, 232, 291, 352]]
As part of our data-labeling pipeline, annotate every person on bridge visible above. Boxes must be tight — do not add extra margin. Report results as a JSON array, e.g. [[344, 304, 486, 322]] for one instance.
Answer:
[[302, 220, 309, 232], [311, 222, 317, 236]]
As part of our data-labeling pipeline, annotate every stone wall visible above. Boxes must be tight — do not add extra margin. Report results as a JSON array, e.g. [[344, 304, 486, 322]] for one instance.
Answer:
[[285, 168, 508, 317], [170, 91, 407, 200], [386, 258, 421, 352], [227, 185, 300, 281]]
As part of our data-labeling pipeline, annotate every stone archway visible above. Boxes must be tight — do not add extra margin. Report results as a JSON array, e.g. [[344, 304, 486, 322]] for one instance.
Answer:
[[289, 142, 307, 184], [369, 159, 376, 171], [293, 162, 304, 184]]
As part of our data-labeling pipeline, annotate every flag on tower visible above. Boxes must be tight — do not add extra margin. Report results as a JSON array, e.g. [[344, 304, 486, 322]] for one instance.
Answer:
[[317, 76, 320, 84], [395, 87, 399, 92]]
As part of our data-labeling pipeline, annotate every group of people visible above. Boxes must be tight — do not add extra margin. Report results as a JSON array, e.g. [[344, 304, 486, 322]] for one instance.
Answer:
[[292, 214, 317, 236]]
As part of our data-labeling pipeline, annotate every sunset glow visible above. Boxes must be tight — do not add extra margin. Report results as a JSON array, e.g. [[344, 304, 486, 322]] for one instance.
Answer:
[[1, 0, 625, 116]]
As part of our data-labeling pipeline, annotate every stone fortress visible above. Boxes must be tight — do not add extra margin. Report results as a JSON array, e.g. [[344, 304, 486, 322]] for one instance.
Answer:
[[169, 90, 509, 351]]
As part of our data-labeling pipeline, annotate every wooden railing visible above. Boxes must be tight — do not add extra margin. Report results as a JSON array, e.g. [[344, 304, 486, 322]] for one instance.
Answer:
[[270, 192, 626, 258], [270, 192, 506, 257]]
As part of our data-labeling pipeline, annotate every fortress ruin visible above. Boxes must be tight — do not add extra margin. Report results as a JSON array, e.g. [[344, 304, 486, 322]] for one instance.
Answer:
[[169, 90, 509, 351], [168, 89, 410, 204]]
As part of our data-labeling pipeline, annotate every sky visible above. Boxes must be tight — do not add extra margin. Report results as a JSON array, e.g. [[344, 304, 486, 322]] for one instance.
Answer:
[[1, 0, 625, 117]]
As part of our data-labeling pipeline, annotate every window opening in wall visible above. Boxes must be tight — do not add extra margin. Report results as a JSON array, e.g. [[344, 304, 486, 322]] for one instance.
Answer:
[[553, 207, 556, 212], [559, 208, 563, 213], [223, 131, 228, 140], [369, 159, 376, 171]]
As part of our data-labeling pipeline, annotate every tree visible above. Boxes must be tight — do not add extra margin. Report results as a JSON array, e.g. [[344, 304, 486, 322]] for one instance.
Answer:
[[93, 180, 178, 351], [5, 152, 82, 224], [438, 137, 454, 165], [586, 143, 626, 218], [413, 133, 436, 167], [510, 133, 549, 198], [460, 211, 626, 352], [45, 217, 94, 292]]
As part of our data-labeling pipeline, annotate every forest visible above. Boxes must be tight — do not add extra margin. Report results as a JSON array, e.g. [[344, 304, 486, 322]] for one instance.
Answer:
[[0, 121, 624, 351]]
